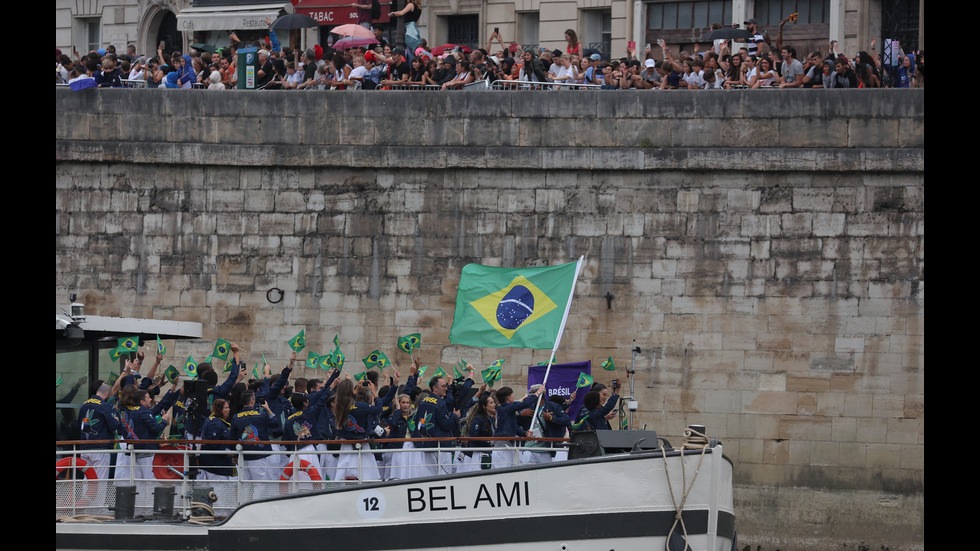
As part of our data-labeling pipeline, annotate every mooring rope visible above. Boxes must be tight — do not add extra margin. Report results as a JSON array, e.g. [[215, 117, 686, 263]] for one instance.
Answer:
[[187, 501, 216, 525], [660, 427, 711, 551]]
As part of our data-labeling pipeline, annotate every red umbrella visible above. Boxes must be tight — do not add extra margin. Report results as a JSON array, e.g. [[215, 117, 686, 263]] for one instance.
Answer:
[[430, 43, 473, 56]]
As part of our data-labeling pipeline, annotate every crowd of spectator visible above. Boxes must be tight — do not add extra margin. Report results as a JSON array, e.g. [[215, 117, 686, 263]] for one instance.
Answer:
[[63, 341, 624, 490], [56, 17, 922, 92]]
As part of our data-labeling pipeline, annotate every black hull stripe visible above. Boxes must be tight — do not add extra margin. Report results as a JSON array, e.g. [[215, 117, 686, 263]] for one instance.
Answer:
[[210, 510, 737, 551], [56, 510, 735, 551]]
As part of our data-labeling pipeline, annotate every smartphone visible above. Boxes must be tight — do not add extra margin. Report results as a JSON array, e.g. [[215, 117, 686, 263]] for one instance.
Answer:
[[628, 41, 636, 51], [494, 27, 499, 34], [159, 40, 165, 48]]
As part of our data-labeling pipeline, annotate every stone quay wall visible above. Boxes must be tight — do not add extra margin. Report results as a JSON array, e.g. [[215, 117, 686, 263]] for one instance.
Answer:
[[56, 88, 924, 550]]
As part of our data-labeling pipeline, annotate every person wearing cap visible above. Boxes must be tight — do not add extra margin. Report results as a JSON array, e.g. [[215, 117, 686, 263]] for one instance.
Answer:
[[255, 49, 274, 88], [380, 47, 411, 87], [738, 18, 766, 58], [634, 58, 661, 89]]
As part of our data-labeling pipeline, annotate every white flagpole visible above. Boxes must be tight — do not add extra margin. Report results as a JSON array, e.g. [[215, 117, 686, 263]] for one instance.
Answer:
[[529, 255, 585, 436]]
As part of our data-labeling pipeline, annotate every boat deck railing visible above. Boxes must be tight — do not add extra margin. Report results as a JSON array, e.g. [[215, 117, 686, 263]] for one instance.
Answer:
[[55, 437, 570, 520]]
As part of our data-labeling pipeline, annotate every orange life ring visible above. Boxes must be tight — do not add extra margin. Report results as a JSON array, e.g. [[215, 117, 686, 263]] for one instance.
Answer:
[[153, 444, 188, 479], [281, 459, 323, 481], [56, 457, 97, 480]]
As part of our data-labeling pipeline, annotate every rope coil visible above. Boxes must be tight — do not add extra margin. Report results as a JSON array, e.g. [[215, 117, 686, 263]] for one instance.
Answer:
[[660, 427, 711, 551]]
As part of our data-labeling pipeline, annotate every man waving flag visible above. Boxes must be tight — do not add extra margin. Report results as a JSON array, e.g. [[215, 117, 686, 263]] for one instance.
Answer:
[[449, 259, 582, 349]]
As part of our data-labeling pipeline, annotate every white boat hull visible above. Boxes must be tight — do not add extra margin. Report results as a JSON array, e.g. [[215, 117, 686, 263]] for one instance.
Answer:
[[210, 446, 735, 551], [57, 443, 735, 551]]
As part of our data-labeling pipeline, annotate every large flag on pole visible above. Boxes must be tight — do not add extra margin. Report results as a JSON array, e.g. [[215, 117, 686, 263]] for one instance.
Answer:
[[449, 260, 581, 349]]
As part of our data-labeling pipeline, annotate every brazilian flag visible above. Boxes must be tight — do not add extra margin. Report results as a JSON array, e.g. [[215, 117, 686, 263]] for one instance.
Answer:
[[307, 351, 321, 369], [108, 347, 123, 362], [288, 329, 306, 353], [430, 366, 447, 381], [156, 335, 167, 356], [453, 362, 466, 380], [107, 372, 119, 386], [448, 261, 579, 349], [537, 355, 558, 366], [185, 355, 198, 378], [253, 362, 262, 380], [482, 360, 504, 386], [397, 333, 422, 355], [362, 350, 390, 370], [575, 372, 594, 389], [164, 365, 180, 385], [602, 356, 616, 371], [117, 336, 139, 353], [212, 338, 232, 361], [332, 349, 346, 370], [354, 371, 368, 382], [417, 365, 429, 380]]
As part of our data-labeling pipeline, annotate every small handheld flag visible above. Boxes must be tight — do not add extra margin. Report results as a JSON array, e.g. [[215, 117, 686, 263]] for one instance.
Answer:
[[213, 338, 232, 361], [397, 333, 422, 355], [156, 335, 167, 356], [117, 336, 139, 352], [334, 334, 341, 350], [362, 350, 390, 370], [185, 356, 198, 378], [288, 329, 306, 353], [108, 347, 123, 362], [482, 360, 504, 386], [164, 365, 180, 385], [253, 362, 262, 380], [307, 351, 321, 369], [602, 356, 616, 371], [107, 372, 119, 386], [575, 372, 594, 388], [56, 376, 63, 388], [537, 355, 558, 366], [354, 371, 368, 382]]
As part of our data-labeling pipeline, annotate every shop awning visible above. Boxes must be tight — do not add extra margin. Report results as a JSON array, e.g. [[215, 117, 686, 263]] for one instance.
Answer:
[[294, 0, 390, 26], [176, 3, 292, 32]]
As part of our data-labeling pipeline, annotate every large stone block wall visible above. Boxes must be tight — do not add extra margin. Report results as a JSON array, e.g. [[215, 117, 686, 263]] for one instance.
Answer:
[[56, 88, 924, 549]]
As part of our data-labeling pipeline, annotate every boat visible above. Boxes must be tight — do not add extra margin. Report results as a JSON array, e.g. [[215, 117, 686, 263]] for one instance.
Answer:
[[56, 429, 736, 551]]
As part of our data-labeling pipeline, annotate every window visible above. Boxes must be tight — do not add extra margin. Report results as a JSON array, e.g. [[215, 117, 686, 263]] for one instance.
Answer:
[[75, 17, 102, 54], [447, 14, 479, 49], [647, 1, 732, 30], [583, 9, 611, 58], [518, 12, 539, 52], [753, 0, 831, 25]]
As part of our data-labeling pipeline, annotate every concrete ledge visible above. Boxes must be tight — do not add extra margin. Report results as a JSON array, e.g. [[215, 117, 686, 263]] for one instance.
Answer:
[[56, 88, 924, 152], [56, 140, 925, 173]]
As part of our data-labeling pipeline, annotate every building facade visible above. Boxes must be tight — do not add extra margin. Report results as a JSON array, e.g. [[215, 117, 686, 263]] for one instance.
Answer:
[[58, 0, 921, 66]]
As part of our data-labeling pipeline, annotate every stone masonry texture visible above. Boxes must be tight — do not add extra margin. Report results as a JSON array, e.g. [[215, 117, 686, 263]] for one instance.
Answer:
[[56, 88, 924, 550]]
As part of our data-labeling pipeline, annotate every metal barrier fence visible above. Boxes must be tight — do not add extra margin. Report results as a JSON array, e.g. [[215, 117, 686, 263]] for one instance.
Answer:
[[490, 80, 604, 90], [55, 438, 567, 520]]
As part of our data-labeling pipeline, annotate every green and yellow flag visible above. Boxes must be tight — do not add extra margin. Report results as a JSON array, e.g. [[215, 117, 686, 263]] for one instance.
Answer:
[[482, 359, 504, 386], [117, 336, 139, 353], [453, 360, 468, 380], [212, 338, 232, 361], [575, 372, 594, 389], [184, 355, 198, 378], [449, 261, 579, 349], [601, 356, 616, 371], [537, 355, 558, 366], [107, 372, 119, 386], [164, 365, 180, 385], [56, 376, 63, 388], [362, 350, 390, 370], [288, 329, 306, 353], [307, 351, 321, 369], [253, 362, 262, 380], [156, 335, 167, 356], [108, 347, 123, 362], [332, 349, 345, 370], [397, 333, 422, 355], [354, 371, 368, 382]]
